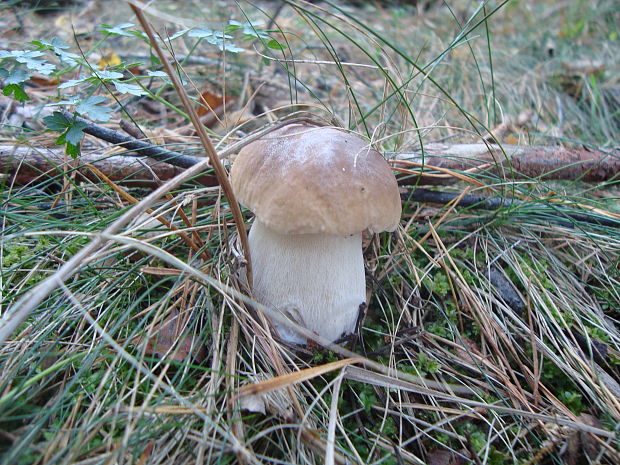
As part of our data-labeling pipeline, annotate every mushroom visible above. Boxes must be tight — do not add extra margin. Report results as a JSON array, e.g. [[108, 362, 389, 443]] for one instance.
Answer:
[[231, 123, 401, 344]]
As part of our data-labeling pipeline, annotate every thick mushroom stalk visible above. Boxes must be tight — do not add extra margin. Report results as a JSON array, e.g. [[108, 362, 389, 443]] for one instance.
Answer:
[[249, 219, 365, 344]]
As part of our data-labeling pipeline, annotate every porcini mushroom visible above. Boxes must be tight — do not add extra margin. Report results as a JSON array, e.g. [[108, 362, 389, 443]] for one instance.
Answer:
[[231, 123, 401, 344]]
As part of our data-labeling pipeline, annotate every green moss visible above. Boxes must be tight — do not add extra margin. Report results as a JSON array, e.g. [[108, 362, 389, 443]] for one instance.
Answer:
[[557, 390, 585, 415], [424, 271, 451, 297]]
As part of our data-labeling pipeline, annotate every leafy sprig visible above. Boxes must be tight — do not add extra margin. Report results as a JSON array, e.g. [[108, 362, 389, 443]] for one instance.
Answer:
[[43, 111, 88, 158], [0, 48, 56, 101]]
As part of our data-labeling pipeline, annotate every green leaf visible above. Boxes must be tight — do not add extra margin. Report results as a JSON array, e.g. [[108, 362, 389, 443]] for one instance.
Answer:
[[147, 70, 168, 77], [227, 20, 269, 40], [168, 29, 190, 40], [100, 23, 135, 37], [3, 83, 29, 101], [128, 30, 148, 41], [30, 38, 80, 65], [52, 96, 80, 106], [93, 70, 124, 81], [65, 141, 81, 158], [266, 39, 287, 50], [5, 68, 31, 85], [188, 28, 217, 39], [220, 43, 245, 53], [45, 113, 86, 158], [225, 22, 243, 33], [149, 53, 161, 67], [112, 81, 147, 96], [43, 111, 71, 131], [58, 78, 88, 89], [65, 121, 87, 145], [76, 96, 112, 122], [55, 132, 66, 145], [188, 28, 244, 52], [11, 50, 55, 75]]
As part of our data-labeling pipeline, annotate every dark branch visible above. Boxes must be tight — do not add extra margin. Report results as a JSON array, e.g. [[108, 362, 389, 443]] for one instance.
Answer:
[[402, 188, 620, 228], [61, 111, 206, 169]]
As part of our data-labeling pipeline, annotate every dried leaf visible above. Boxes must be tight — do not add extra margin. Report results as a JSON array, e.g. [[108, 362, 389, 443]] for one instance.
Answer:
[[426, 449, 469, 465], [504, 133, 519, 145], [213, 107, 254, 134], [139, 309, 206, 363], [98, 51, 121, 69], [239, 395, 265, 414], [136, 441, 155, 465], [197, 89, 232, 116], [238, 374, 294, 420], [563, 413, 606, 465], [29, 75, 60, 86]]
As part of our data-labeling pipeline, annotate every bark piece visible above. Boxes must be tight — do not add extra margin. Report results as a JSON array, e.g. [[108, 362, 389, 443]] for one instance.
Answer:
[[0, 145, 218, 187], [393, 143, 620, 185]]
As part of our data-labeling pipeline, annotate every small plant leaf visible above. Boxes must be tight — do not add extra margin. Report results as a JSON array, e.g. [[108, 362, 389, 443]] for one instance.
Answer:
[[219, 43, 245, 53], [227, 20, 270, 40], [187, 28, 244, 52], [168, 29, 191, 40], [55, 132, 66, 145], [76, 96, 112, 122], [3, 83, 29, 101], [65, 141, 81, 158], [112, 81, 147, 96], [94, 70, 124, 81], [5, 68, 31, 85], [266, 39, 287, 50], [9, 50, 55, 75], [30, 38, 80, 65], [65, 121, 87, 146], [147, 70, 168, 77], [52, 96, 80, 106], [44, 112, 86, 158], [58, 78, 88, 89], [43, 111, 71, 131], [100, 23, 136, 37], [188, 28, 216, 39]]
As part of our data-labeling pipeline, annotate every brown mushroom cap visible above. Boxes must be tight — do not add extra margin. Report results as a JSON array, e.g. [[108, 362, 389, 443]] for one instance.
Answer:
[[231, 123, 401, 235]]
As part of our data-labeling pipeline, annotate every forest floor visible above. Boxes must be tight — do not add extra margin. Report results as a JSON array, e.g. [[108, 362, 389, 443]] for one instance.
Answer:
[[0, 1, 619, 464]]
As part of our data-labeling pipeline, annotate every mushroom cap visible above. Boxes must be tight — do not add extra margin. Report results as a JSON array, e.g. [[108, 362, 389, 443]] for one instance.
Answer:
[[231, 123, 401, 235]]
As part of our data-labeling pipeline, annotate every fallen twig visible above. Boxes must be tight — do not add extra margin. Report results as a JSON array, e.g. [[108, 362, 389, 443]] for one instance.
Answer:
[[0, 145, 218, 187], [60, 111, 205, 169], [4, 145, 618, 228], [391, 143, 620, 184], [402, 188, 620, 228], [37, 113, 620, 185]]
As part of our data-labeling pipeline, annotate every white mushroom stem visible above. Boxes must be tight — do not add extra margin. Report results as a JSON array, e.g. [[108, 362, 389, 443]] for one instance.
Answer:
[[249, 219, 366, 344]]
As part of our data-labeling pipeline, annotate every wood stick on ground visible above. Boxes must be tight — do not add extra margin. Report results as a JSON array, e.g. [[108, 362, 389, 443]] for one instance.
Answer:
[[61, 111, 206, 169], [391, 143, 620, 184], [0, 145, 218, 187], [403, 188, 620, 227], [32, 112, 620, 185], [3, 145, 618, 228]]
